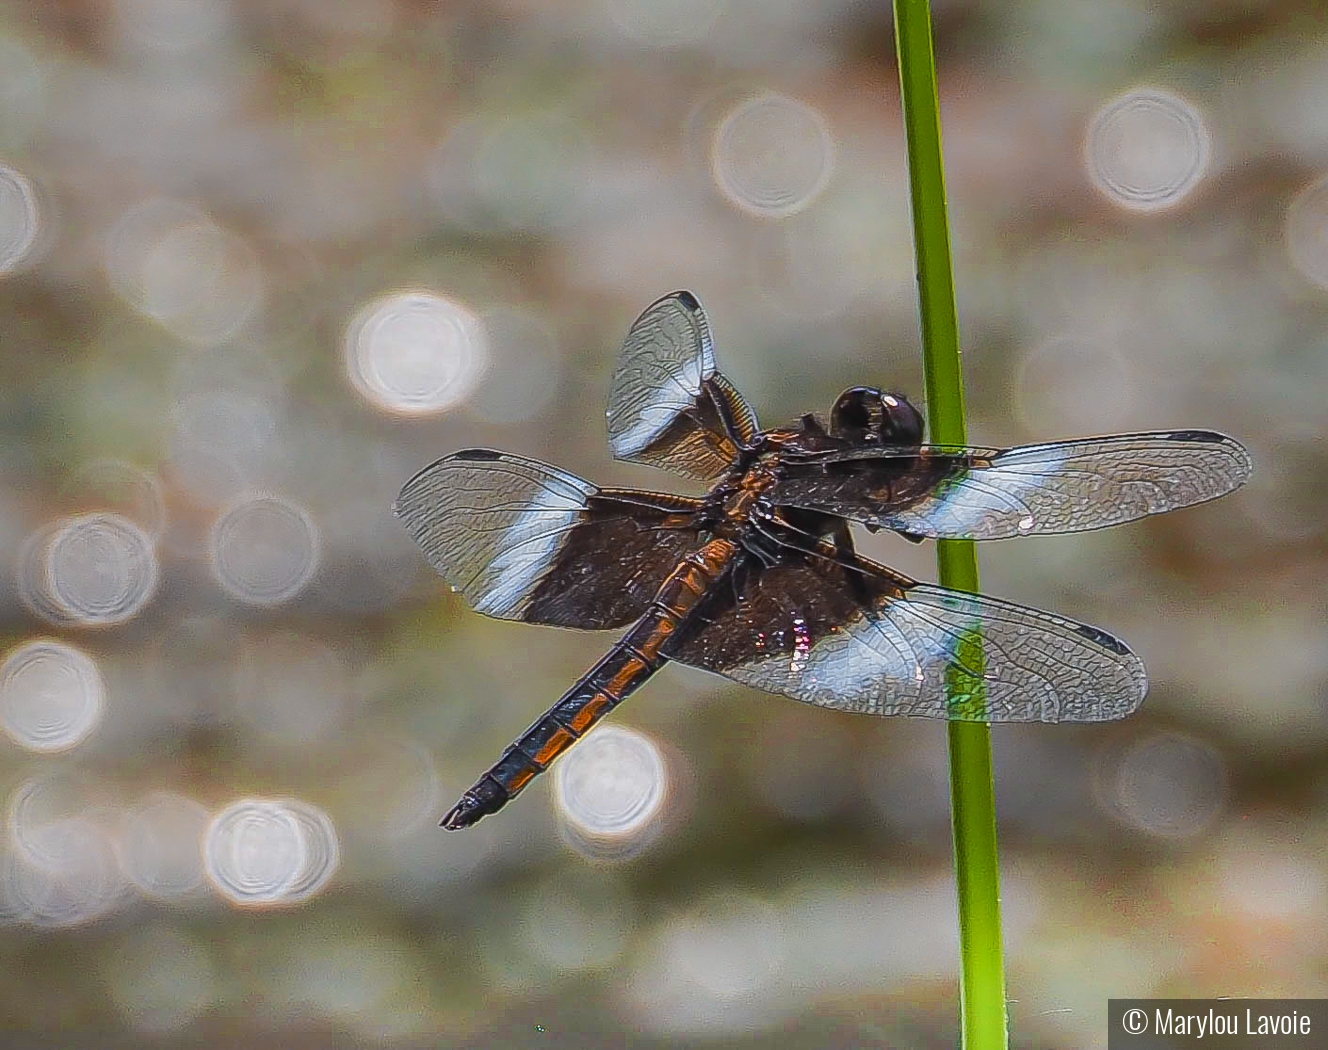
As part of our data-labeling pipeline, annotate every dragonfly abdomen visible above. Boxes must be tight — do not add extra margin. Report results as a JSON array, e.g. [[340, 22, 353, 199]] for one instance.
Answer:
[[441, 539, 738, 830]]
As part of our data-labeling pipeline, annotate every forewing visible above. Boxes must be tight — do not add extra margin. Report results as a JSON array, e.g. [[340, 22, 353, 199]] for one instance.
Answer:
[[395, 449, 703, 629], [666, 552, 1146, 722], [606, 291, 759, 481], [776, 431, 1251, 539]]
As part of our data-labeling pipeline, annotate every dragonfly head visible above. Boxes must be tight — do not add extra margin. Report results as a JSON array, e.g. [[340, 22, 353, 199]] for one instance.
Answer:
[[829, 388, 923, 447]]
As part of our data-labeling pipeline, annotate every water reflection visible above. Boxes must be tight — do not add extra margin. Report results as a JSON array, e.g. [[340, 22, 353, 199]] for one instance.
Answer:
[[554, 724, 670, 860], [20, 514, 159, 627], [345, 291, 488, 415], [712, 93, 835, 218], [203, 797, 339, 906], [0, 639, 104, 752], [1085, 88, 1211, 212], [209, 495, 320, 607]]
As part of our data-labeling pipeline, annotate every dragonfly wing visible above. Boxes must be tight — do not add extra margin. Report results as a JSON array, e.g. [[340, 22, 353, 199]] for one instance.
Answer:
[[666, 549, 1146, 722], [395, 449, 704, 629], [606, 291, 759, 481], [776, 430, 1251, 539]]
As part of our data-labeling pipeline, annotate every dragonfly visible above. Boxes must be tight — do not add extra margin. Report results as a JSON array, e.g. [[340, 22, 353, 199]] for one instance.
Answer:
[[395, 291, 1251, 829]]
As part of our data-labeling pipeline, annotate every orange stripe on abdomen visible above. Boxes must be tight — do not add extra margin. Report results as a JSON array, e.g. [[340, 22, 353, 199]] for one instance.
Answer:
[[531, 725, 576, 766], [505, 765, 537, 794], [602, 654, 651, 702], [562, 692, 614, 734]]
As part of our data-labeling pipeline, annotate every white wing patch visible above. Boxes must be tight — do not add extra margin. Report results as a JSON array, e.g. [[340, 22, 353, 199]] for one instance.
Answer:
[[394, 451, 595, 620], [471, 478, 594, 618], [896, 445, 1070, 538]]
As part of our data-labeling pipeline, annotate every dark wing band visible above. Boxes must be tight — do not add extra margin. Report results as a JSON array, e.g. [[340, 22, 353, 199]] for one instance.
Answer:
[[665, 550, 1146, 722], [606, 291, 759, 481], [395, 449, 703, 629], [776, 431, 1251, 539]]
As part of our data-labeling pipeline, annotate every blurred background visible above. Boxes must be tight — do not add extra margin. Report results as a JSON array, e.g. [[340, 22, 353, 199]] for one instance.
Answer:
[[0, 1, 1324, 1047]]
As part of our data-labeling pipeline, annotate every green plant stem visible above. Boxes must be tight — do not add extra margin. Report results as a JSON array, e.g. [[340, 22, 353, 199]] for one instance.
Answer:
[[892, 2, 1008, 1048]]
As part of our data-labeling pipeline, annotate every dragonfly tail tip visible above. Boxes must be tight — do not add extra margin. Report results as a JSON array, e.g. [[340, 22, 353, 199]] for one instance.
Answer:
[[440, 778, 509, 830]]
